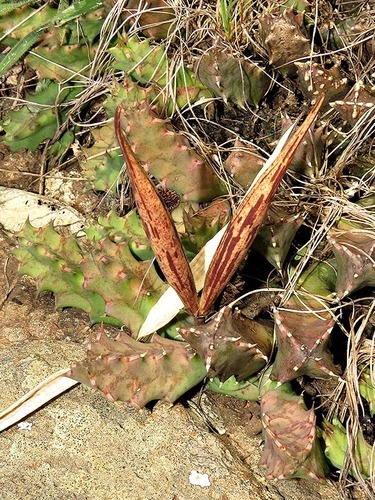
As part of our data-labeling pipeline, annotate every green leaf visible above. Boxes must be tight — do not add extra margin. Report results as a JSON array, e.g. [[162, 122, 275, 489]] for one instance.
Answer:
[[0, 81, 81, 152], [0, 0, 103, 76]]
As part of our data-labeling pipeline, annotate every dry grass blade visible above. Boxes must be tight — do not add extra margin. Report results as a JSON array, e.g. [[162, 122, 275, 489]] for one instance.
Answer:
[[199, 94, 325, 316], [115, 104, 199, 316]]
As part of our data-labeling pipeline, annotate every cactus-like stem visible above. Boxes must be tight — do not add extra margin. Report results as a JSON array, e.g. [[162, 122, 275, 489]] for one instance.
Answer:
[[124, 0, 175, 40], [259, 9, 310, 76], [223, 139, 265, 190], [260, 370, 327, 479], [206, 375, 260, 401], [331, 81, 375, 126], [327, 220, 375, 298], [69, 332, 207, 408], [359, 366, 375, 417], [117, 99, 227, 202], [321, 416, 373, 479], [196, 49, 271, 107], [271, 295, 338, 383], [259, 371, 328, 480], [296, 62, 349, 108], [178, 306, 273, 381], [13, 212, 167, 335], [253, 207, 304, 270]]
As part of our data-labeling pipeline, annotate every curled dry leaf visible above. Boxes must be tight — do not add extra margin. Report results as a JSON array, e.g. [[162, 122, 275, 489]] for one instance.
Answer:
[[0, 369, 78, 433], [115, 104, 199, 316], [199, 95, 325, 316]]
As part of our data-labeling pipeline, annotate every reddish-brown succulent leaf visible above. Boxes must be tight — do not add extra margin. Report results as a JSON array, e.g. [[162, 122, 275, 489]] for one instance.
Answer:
[[199, 95, 325, 316], [271, 295, 338, 384], [327, 222, 375, 298], [223, 138, 265, 190], [124, 0, 175, 40], [178, 306, 273, 381], [115, 104, 199, 316], [69, 331, 207, 408], [117, 99, 227, 202], [259, 9, 310, 76], [259, 382, 328, 480], [330, 81, 375, 126]]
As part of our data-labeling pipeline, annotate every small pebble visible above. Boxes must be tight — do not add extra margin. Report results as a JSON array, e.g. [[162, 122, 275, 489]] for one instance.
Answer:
[[188, 470, 210, 487]]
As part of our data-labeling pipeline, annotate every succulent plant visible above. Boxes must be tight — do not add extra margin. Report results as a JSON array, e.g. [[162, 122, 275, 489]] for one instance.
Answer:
[[181, 199, 231, 257], [82, 80, 152, 193], [2, 2, 374, 491], [178, 306, 273, 381], [110, 35, 169, 85], [25, 44, 95, 82], [252, 206, 304, 270], [259, 373, 328, 480], [205, 374, 260, 401], [0, 0, 109, 81], [296, 258, 337, 298], [0, 81, 80, 152], [116, 98, 227, 202], [13, 211, 166, 335], [223, 139, 265, 190], [124, 0, 175, 40], [270, 247, 339, 383], [281, 0, 311, 10], [82, 70, 219, 195], [82, 120, 125, 193], [0, 1, 108, 46], [280, 116, 325, 178], [356, 194, 375, 212], [331, 81, 375, 126], [110, 35, 210, 113], [196, 49, 271, 107], [321, 6, 374, 64], [0, 4, 56, 45], [321, 416, 373, 479], [259, 9, 310, 76], [296, 62, 350, 108], [69, 331, 207, 408], [351, 11, 375, 62], [327, 219, 375, 298], [359, 366, 375, 417], [270, 294, 338, 383]]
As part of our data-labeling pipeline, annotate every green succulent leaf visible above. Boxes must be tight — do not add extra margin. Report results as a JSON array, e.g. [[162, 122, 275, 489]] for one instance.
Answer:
[[359, 366, 375, 417], [206, 375, 260, 401], [26, 44, 95, 81], [0, 81, 81, 152], [321, 417, 373, 478], [14, 211, 166, 335], [0, 0, 103, 76]]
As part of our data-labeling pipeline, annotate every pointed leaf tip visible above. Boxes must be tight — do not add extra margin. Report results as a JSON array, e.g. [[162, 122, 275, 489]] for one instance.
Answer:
[[115, 104, 199, 316], [199, 95, 325, 316]]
